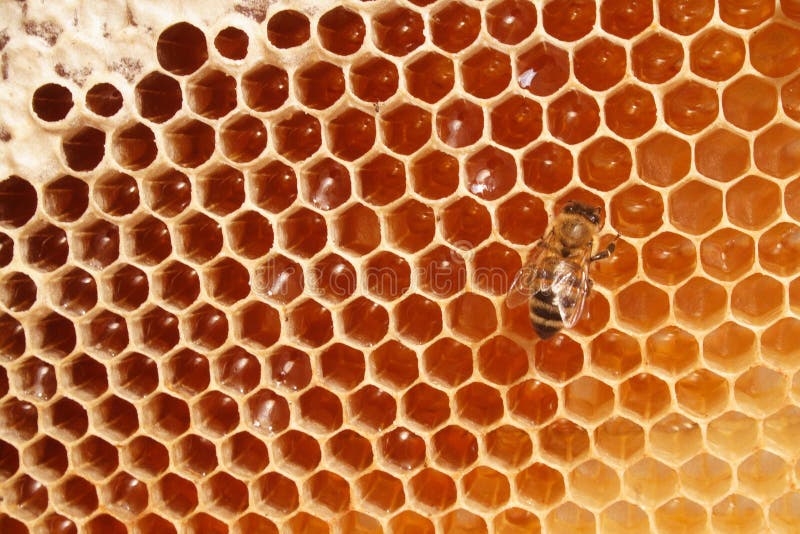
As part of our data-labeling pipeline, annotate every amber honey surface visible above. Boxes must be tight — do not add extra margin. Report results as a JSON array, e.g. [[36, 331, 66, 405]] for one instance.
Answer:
[[2, 0, 800, 532]]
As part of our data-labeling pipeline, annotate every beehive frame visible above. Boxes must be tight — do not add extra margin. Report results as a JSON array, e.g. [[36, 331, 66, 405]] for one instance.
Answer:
[[2, 0, 800, 532]]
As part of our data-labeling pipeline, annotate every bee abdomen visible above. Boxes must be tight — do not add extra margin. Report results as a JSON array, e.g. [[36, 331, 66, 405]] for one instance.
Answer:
[[530, 290, 564, 340]]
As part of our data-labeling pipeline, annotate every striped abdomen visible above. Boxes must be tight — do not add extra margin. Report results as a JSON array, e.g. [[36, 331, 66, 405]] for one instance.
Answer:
[[529, 289, 565, 339]]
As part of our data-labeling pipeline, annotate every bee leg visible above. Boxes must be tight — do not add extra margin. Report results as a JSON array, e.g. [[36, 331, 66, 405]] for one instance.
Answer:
[[590, 233, 620, 262]]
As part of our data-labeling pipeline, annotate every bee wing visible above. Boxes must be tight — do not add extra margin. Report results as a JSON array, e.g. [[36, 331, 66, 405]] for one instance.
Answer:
[[553, 263, 590, 329], [506, 241, 547, 309]]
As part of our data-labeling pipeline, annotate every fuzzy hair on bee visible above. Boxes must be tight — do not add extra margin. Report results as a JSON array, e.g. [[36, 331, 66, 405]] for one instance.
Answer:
[[506, 201, 617, 339]]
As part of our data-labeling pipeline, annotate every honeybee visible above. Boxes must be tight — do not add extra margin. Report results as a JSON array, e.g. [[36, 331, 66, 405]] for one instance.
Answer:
[[507, 201, 617, 339]]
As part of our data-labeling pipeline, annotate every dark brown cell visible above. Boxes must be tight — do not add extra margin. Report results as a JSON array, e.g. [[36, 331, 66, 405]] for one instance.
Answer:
[[202, 257, 250, 305], [491, 94, 543, 149], [296, 61, 344, 110], [32, 83, 73, 121], [455, 382, 504, 427], [233, 301, 281, 350], [244, 390, 290, 434], [23, 223, 69, 272], [93, 173, 138, 218], [328, 108, 376, 161], [441, 197, 492, 249], [356, 153, 405, 206], [372, 7, 425, 56], [121, 215, 169, 267], [355, 471, 405, 513], [364, 251, 410, 301], [214, 347, 260, 396], [195, 166, 243, 217], [548, 90, 600, 144], [473, 242, 522, 296], [403, 383, 450, 430], [0, 271, 37, 312], [157, 22, 207, 75], [63, 127, 105, 172], [309, 253, 356, 303], [287, 299, 332, 347], [350, 55, 399, 103], [516, 42, 569, 96], [574, 37, 627, 91], [217, 115, 266, 164], [508, 378, 557, 424], [394, 294, 443, 344], [496, 193, 548, 245], [186, 69, 237, 119], [132, 306, 179, 355], [153, 260, 199, 310], [0, 176, 36, 229], [164, 119, 215, 168], [163, 349, 209, 398], [278, 207, 327, 259], [542, 0, 596, 41], [462, 47, 512, 99], [42, 175, 88, 223], [340, 297, 389, 346], [539, 418, 590, 463], [430, 1, 480, 52], [516, 462, 564, 506], [690, 28, 746, 82], [92, 395, 137, 441], [663, 81, 718, 134], [242, 64, 289, 112], [50, 266, 97, 316], [110, 123, 156, 171], [333, 203, 380, 255], [600, 0, 653, 38], [417, 245, 467, 298], [249, 161, 296, 215], [381, 103, 430, 155], [135, 72, 181, 123], [274, 110, 321, 162], [141, 169, 191, 218], [436, 98, 483, 149], [605, 84, 657, 139], [409, 468, 457, 510], [386, 199, 435, 253], [578, 136, 632, 191], [0, 233, 12, 268], [254, 255, 303, 305], [379, 427, 425, 471], [631, 33, 684, 84], [14, 357, 57, 402], [658, 0, 714, 35], [318, 7, 365, 55], [349, 385, 397, 432], [610, 184, 664, 238], [371, 340, 419, 390], [486, 0, 537, 44], [267, 10, 309, 48], [173, 434, 217, 477], [214, 27, 248, 60]]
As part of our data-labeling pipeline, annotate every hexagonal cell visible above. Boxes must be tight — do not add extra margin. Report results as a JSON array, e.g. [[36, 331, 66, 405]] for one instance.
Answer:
[[700, 228, 755, 282], [434, 98, 483, 148], [547, 90, 600, 145], [574, 37, 626, 91], [695, 128, 750, 183], [379, 427, 425, 472], [486, 0, 537, 44], [212, 346, 259, 396], [184, 513, 225, 534], [515, 462, 565, 507], [675, 369, 729, 418], [430, 1, 480, 53], [112, 351, 158, 400], [783, 74, 800, 121], [163, 349, 210, 398], [403, 383, 449, 430], [297, 386, 343, 434], [173, 433, 218, 479], [141, 392, 190, 440], [635, 132, 690, 188], [640, 232, 695, 285], [762, 318, 800, 369], [649, 413, 703, 464], [219, 114, 267, 163], [668, 180, 722, 235], [703, 321, 757, 374], [43, 397, 88, 443], [48, 266, 97, 316], [186, 69, 236, 119], [539, 418, 590, 464], [53, 475, 98, 518], [350, 55, 399, 104], [183, 302, 228, 350], [0, 397, 38, 443], [214, 26, 248, 60], [620, 373, 671, 420], [404, 52, 454, 104], [22, 222, 69, 272], [735, 365, 787, 416], [631, 33, 683, 85], [153, 472, 198, 518], [0, 177, 33, 230], [604, 84, 657, 140], [564, 376, 613, 423], [91, 394, 137, 441], [318, 6, 365, 56], [70, 436, 118, 483], [28, 311, 75, 359], [62, 126, 106, 172], [707, 411, 759, 460], [654, 496, 708, 532], [578, 136, 631, 192], [192, 391, 239, 438], [663, 81, 718, 134], [408, 468, 457, 511], [723, 74, 778, 131], [92, 172, 139, 217], [272, 429, 322, 476], [516, 41, 569, 96], [462, 46, 511, 99], [372, 6, 424, 57], [326, 429, 372, 474], [164, 119, 215, 168], [156, 22, 207, 75], [754, 123, 800, 179], [409, 149, 458, 201], [72, 217, 120, 270], [644, 326, 698, 376], [545, 502, 596, 533], [594, 417, 645, 462], [679, 453, 732, 503], [253, 255, 303, 306], [386, 199, 434, 253], [485, 425, 532, 470], [231, 301, 279, 350], [431, 425, 478, 471], [447, 293, 498, 343], [135, 72, 181, 123], [456, 382, 504, 428], [731, 273, 784, 325], [489, 95, 542, 150], [441, 198, 492, 249], [328, 107, 376, 162], [0, 234, 12, 268], [41, 175, 87, 223], [63, 353, 108, 400], [750, 22, 800, 77], [224, 212, 272, 260], [475, 336, 527, 386], [122, 435, 169, 479], [690, 28, 745, 81], [241, 64, 289, 112], [615, 282, 670, 333], [273, 110, 322, 162], [364, 251, 410, 302], [727, 175, 783, 233], [388, 511, 434, 534], [22, 435, 67, 482], [355, 153, 405, 206], [417, 245, 466, 298], [623, 457, 678, 507], [600, 0, 652, 37], [542, 0, 594, 40], [658, 0, 714, 34], [300, 158, 351, 212], [85, 82, 123, 118], [307, 253, 356, 304], [295, 61, 344, 110], [712, 494, 764, 533], [787, 177, 800, 223], [570, 459, 620, 508], [355, 470, 404, 514], [333, 203, 380, 256], [349, 385, 396, 432], [142, 169, 191, 218], [103, 472, 149, 518], [472, 243, 521, 297], [462, 466, 510, 510], [370, 340, 419, 390], [465, 145, 516, 200], [769, 492, 800, 533], [277, 207, 327, 259], [674, 277, 727, 330], [531, 334, 582, 383], [0, 271, 36, 312], [758, 222, 800, 277]]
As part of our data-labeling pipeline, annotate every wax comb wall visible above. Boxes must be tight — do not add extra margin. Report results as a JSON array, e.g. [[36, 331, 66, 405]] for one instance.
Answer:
[[2, 0, 800, 532]]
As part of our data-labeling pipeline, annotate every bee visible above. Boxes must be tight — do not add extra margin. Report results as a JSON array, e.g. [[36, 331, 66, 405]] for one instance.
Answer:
[[507, 201, 617, 339]]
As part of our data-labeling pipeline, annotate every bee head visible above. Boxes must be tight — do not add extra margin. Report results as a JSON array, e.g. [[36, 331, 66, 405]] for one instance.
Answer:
[[563, 201, 601, 226], [557, 201, 601, 247]]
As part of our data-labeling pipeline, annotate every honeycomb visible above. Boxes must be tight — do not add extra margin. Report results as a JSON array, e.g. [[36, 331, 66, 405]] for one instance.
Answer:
[[2, 0, 800, 532]]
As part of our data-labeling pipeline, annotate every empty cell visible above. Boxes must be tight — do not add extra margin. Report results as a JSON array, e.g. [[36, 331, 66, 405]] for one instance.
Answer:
[[187, 69, 237, 119], [468, 146, 518, 201], [214, 26, 248, 60], [570, 459, 620, 508], [441, 197, 492, 249], [351, 57, 399, 106], [754, 124, 800, 179], [601, 0, 652, 37], [675, 369, 729, 418], [546, 502, 596, 533], [219, 114, 267, 163], [340, 297, 388, 346], [594, 417, 645, 462], [202, 474, 248, 518], [636, 132, 691, 188], [242, 64, 289, 112], [30, 311, 76, 359], [328, 107, 376, 161], [735, 366, 788, 415], [750, 22, 800, 78], [142, 169, 191, 218], [578, 137, 631, 192], [706, 410, 758, 460], [669, 180, 722, 234], [690, 28, 745, 81], [405, 52, 454, 104], [508, 379, 558, 426], [491, 94, 543, 150], [232, 301, 279, 349], [620, 373, 671, 420], [63, 354, 107, 400], [0, 314, 24, 360], [542, 0, 595, 41], [164, 119, 215, 168], [0, 397, 38, 442], [616, 281, 670, 332], [56, 475, 101, 518], [32, 82, 73, 121], [723, 74, 778, 131], [564, 376, 614, 423], [317, 7, 365, 56], [663, 81, 718, 134], [695, 128, 750, 183], [431, 425, 478, 470], [157, 22, 207, 75], [674, 277, 727, 330], [85, 82, 123, 117], [92, 395, 137, 441], [704, 321, 757, 373], [273, 429, 322, 475], [94, 172, 139, 217], [0, 271, 37, 311], [135, 72, 182, 123], [62, 126, 105, 172], [44, 396, 89, 442], [659, 0, 714, 34], [266, 10, 309, 48], [0, 176, 37, 229], [364, 251, 410, 301], [679, 453, 732, 503], [462, 47, 512, 99], [486, 0, 537, 44], [574, 37, 627, 91], [516, 42, 569, 97], [430, 1, 480, 53], [23, 222, 67, 271], [273, 110, 321, 162], [462, 466, 510, 510], [650, 413, 703, 464], [631, 33, 684, 84], [371, 8, 424, 55], [408, 468, 457, 511], [731, 273, 784, 325], [296, 61, 344, 110], [309, 253, 356, 303], [73, 218, 120, 270], [436, 99, 484, 152], [123, 435, 170, 479], [14, 357, 56, 402], [605, 84, 657, 139], [153, 472, 198, 518], [547, 90, 600, 145], [49, 266, 97, 315], [712, 494, 764, 533], [242, 389, 290, 436]]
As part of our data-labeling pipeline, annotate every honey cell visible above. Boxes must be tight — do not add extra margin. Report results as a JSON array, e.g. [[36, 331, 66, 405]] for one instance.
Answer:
[[620, 373, 672, 420], [515, 462, 565, 507], [759, 222, 800, 277], [547, 90, 600, 144], [486, 0, 537, 44], [187, 69, 237, 119], [605, 84, 657, 139], [242, 64, 289, 112], [350, 55, 399, 103], [267, 10, 309, 48], [650, 413, 703, 464], [564, 376, 614, 423], [594, 416, 645, 462], [0, 271, 37, 312], [749, 22, 800, 78], [573, 37, 627, 91], [539, 418, 590, 464], [94, 172, 139, 216], [761, 318, 800, 369], [296, 61, 344, 110], [328, 108, 376, 161], [462, 466, 511, 510], [542, 0, 596, 41], [658, 0, 714, 35], [723, 75, 778, 131], [770, 493, 800, 534], [615, 281, 670, 332], [491, 94, 543, 149], [703, 321, 757, 374], [712, 494, 765, 533], [372, 6, 425, 57], [754, 123, 800, 179], [473, 243, 522, 296], [578, 137, 631, 192], [334, 203, 380, 255], [663, 81, 719, 135], [441, 197, 492, 248], [675, 369, 730, 418], [516, 42, 570, 97], [380, 103, 431, 155], [403, 384, 450, 430], [609, 185, 664, 240], [389, 511, 434, 534], [690, 28, 746, 81], [546, 502, 595, 533], [636, 132, 691, 188], [631, 33, 684, 84], [456, 382, 504, 427], [394, 294, 443, 344], [341, 297, 389, 346], [600, 0, 653, 38], [731, 273, 784, 325], [735, 366, 788, 416], [461, 47, 512, 99], [706, 410, 759, 460], [31, 83, 73, 121], [669, 180, 723, 235], [318, 7, 365, 56], [783, 74, 800, 122], [436, 99, 483, 149], [430, 1, 481, 53], [219, 114, 267, 163], [645, 326, 699, 376], [164, 119, 215, 168], [569, 459, 620, 508], [694, 128, 750, 183], [674, 277, 728, 330], [679, 453, 732, 503], [508, 379, 558, 426], [274, 110, 322, 162], [431, 425, 479, 470], [726, 175, 781, 231], [422, 338, 473, 388]]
